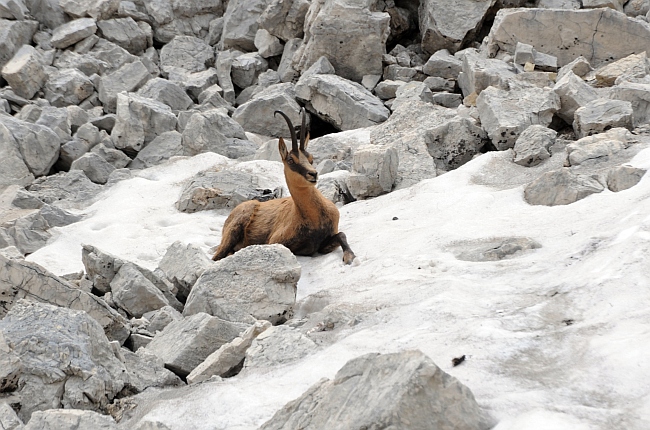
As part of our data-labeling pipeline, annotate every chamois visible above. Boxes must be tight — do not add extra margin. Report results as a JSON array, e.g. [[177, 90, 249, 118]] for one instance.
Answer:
[[212, 108, 356, 264]]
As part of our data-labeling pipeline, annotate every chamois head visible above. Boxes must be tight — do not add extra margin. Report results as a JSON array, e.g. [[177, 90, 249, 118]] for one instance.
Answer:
[[275, 109, 318, 187]]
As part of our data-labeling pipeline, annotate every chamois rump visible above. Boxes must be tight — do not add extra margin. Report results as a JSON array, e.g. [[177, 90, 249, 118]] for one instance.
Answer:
[[212, 109, 356, 264]]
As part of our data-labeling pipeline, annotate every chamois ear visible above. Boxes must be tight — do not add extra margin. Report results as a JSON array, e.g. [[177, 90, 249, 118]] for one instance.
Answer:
[[278, 137, 289, 160]]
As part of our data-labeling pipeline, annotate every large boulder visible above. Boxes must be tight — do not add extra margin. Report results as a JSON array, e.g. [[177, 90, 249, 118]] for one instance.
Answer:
[[181, 109, 254, 159], [346, 144, 398, 200], [98, 59, 152, 113], [128, 130, 184, 169], [258, 0, 309, 41], [552, 71, 599, 124], [293, 0, 390, 83], [43, 68, 94, 107], [610, 81, 650, 127], [50, 17, 97, 49], [260, 350, 493, 430], [24, 409, 117, 430], [157, 241, 212, 303], [160, 35, 214, 76], [26, 170, 102, 209], [220, 0, 273, 51], [486, 8, 650, 68], [512, 125, 557, 167], [476, 85, 560, 150], [420, 0, 495, 55], [296, 74, 389, 131], [1, 44, 47, 100], [457, 48, 516, 98], [524, 168, 605, 206], [97, 17, 148, 54], [244, 325, 316, 369], [111, 92, 178, 154], [0, 123, 34, 187], [137, 77, 193, 111], [573, 98, 633, 138], [0, 115, 60, 177], [565, 127, 632, 166], [0, 301, 127, 422], [184, 244, 300, 325], [232, 83, 302, 137], [606, 165, 646, 192]]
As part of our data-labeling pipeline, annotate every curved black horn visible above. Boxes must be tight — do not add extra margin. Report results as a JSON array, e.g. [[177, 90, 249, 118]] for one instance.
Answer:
[[274, 110, 298, 152], [299, 108, 307, 150]]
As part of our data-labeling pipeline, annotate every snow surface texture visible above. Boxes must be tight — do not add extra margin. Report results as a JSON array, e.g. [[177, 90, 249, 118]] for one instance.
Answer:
[[28, 146, 650, 430]]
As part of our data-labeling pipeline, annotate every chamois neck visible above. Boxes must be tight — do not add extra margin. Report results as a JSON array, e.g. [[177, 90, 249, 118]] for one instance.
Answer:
[[287, 181, 326, 220]]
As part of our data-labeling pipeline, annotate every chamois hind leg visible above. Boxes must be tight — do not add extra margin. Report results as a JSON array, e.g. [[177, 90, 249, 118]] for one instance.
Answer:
[[319, 232, 356, 265], [212, 201, 258, 261]]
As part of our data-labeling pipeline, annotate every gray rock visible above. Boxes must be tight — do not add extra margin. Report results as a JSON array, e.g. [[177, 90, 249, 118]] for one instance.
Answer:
[[24, 409, 117, 430], [232, 83, 302, 137], [59, 0, 119, 20], [423, 49, 462, 79], [476, 85, 560, 150], [36, 106, 72, 144], [514, 41, 535, 66], [565, 127, 632, 166], [431, 92, 462, 108], [553, 71, 599, 124], [450, 237, 542, 262], [26, 170, 102, 209], [146, 312, 248, 377], [87, 38, 138, 74], [294, 0, 389, 83], [374, 79, 406, 100], [254, 29, 283, 58], [215, 50, 236, 103], [0, 115, 59, 177], [59, 138, 93, 171], [346, 144, 398, 200], [184, 244, 299, 325], [97, 17, 148, 54], [129, 130, 183, 169], [582, 0, 624, 11], [111, 262, 170, 318], [260, 350, 493, 430], [595, 52, 649, 86], [0, 301, 127, 422], [98, 59, 152, 113], [0, 402, 23, 430], [0, 0, 28, 19], [610, 81, 650, 127], [573, 98, 633, 138], [486, 8, 650, 68], [206, 16, 224, 45], [119, 347, 183, 393], [175, 168, 283, 213], [220, 0, 273, 51], [0, 123, 34, 187], [606, 165, 647, 191], [145, 305, 183, 334], [513, 125, 557, 167], [137, 78, 193, 111], [50, 18, 97, 49], [0, 19, 38, 71], [70, 152, 115, 184], [111, 92, 178, 154], [316, 170, 353, 205], [11, 189, 43, 210], [169, 68, 220, 100], [625, 0, 650, 16], [43, 68, 94, 107], [425, 114, 488, 171], [231, 52, 268, 89], [420, 0, 495, 55], [457, 48, 516, 98], [557, 55, 593, 80], [1, 45, 47, 100], [524, 168, 605, 206], [90, 114, 117, 132], [157, 241, 212, 303], [160, 35, 214, 76], [22, 0, 67, 30], [296, 74, 390, 131], [244, 325, 316, 369], [258, 0, 308, 42], [181, 109, 254, 158], [39, 203, 82, 227], [187, 320, 271, 383], [4, 212, 50, 255], [277, 38, 301, 83]]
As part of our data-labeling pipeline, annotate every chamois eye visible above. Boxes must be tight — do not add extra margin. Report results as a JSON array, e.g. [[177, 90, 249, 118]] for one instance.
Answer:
[[286, 158, 294, 164]]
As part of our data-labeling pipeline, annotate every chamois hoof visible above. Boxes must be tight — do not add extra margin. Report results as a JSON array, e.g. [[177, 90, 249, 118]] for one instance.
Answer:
[[343, 251, 356, 265]]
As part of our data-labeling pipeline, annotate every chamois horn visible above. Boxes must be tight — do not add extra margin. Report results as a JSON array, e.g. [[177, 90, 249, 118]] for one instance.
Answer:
[[274, 110, 298, 153], [300, 107, 308, 150]]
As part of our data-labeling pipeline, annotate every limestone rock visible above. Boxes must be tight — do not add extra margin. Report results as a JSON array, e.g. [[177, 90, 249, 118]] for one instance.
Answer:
[[160, 35, 214, 76], [244, 325, 316, 369], [420, 0, 495, 55], [97, 17, 148, 54], [606, 165, 646, 191], [0, 0, 28, 19], [425, 115, 489, 172], [277, 38, 301, 83], [346, 144, 398, 200], [0, 402, 23, 430], [0, 123, 34, 187], [137, 78, 193, 111], [50, 18, 97, 49], [3, 212, 50, 255], [232, 83, 302, 137], [0, 115, 59, 177], [258, 0, 309, 42], [110, 262, 170, 318], [146, 312, 248, 377], [552, 71, 599, 124], [294, 0, 389, 83], [181, 109, 254, 159], [119, 347, 183, 393], [573, 98, 633, 138], [59, 0, 119, 20], [70, 152, 116, 184], [457, 48, 516, 98], [476, 85, 560, 150], [595, 52, 648, 86], [486, 8, 650, 68], [43, 68, 94, 107], [128, 130, 184, 169], [513, 125, 557, 167], [524, 168, 605, 206], [231, 52, 268, 89], [1, 45, 47, 100], [26, 170, 102, 209], [220, 0, 273, 51], [0, 301, 127, 421], [254, 29, 283, 58], [184, 244, 299, 325], [450, 237, 542, 262], [146, 306, 183, 334], [111, 92, 178, 154], [423, 49, 463, 79], [157, 241, 212, 303], [260, 350, 493, 430], [295, 74, 389, 131], [24, 410, 117, 430], [565, 127, 632, 166], [98, 59, 152, 113], [610, 81, 650, 127], [187, 320, 271, 383], [0, 19, 38, 71]]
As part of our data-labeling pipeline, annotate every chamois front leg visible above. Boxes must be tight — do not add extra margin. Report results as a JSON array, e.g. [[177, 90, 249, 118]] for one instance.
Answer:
[[319, 232, 356, 265], [212, 201, 258, 261]]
